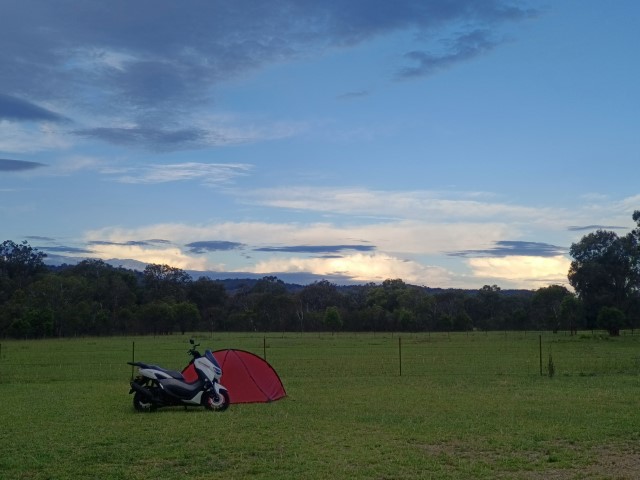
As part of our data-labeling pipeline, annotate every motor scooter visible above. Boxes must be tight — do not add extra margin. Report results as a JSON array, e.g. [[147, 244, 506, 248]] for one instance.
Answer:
[[127, 340, 229, 412]]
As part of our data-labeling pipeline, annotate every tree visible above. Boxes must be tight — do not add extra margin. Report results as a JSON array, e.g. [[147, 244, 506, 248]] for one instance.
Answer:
[[66, 259, 138, 334], [138, 301, 175, 335], [597, 306, 626, 336], [324, 306, 342, 333], [296, 280, 343, 332], [26, 273, 92, 336], [559, 294, 582, 335], [0, 240, 47, 291], [531, 285, 572, 332], [568, 212, 640, 330], [188, 277, 227, 311], [432, 290, 467, 331], [188, 277, 228, 332], [476, 285, 503, 330], [173, 301, 201, 335], [452, 311, 473, 331], [143, 264, 192, 303]]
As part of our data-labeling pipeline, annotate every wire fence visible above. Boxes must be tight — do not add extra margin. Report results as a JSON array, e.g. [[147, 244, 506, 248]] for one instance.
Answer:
[[1, 330, 640, 385]]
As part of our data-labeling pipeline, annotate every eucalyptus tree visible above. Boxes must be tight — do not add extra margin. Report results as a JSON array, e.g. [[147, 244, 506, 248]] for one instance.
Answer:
[[531, 285, 572, 332], [142, 263, 192, 303], [568, 211, 640, 330], [188, 277, 228, 331], [296, 280, 343, 331], [0, 240, 47, 292]]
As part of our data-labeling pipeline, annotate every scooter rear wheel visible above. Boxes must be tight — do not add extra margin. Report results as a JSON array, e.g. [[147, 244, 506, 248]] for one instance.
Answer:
[[133, 391, 155, 412], [204, 390, 230, 412]]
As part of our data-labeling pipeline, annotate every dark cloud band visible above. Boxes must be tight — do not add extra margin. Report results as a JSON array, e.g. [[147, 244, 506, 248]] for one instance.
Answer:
[[255, 245, 376, 254], [0, 94, 66, 122], [568, 225, 627, 231], [0, 159, 47, 171], [186, 241, 245, 254], [448, 240, 566, 258]]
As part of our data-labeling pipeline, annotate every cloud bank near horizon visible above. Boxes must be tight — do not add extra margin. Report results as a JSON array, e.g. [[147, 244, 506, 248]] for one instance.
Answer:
[[23, 188, 638, 289]]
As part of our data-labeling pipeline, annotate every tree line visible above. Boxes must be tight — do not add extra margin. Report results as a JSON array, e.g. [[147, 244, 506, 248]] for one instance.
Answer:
[[1, 211, 638, 338]]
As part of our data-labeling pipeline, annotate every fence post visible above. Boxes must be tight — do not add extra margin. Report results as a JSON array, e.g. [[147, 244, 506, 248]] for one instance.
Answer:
[[131, 341, 135, 380], [263, 336, 267, 361], [399, 336, 402, 377], [539, 335, 542, 376]]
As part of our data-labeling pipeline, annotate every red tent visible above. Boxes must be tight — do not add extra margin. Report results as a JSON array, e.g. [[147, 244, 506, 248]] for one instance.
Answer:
[[182, 349, 286, 404]]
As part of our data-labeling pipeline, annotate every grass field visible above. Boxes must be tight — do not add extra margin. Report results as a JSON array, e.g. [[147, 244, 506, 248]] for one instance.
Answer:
[[1, 331, 640, 479]]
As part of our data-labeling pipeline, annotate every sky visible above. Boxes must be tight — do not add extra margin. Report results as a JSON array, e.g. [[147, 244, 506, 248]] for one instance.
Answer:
[[1, 0, 639, 290]]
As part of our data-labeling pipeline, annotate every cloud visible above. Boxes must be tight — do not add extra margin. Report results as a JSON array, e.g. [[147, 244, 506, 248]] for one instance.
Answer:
[[0, 121, 71, 153], [39, 245, 95, 255], [398, 29, 500, 79], [567, 225, 627, 232], [25, 236, 56, 242], [186, 241, 245, 254], [336, 91, 370, 100], [251, 252, 453, 285], [448, 240, 567, 258], [74, 127, 213, 151], [255, 244, 375, 254], [73, 118, 305, 151], [38, 190, 639, 289], [467, 255, 571, 288], [84, 216, 513, 265], [84, 242, 214, 271], [88, 239, 171, 247], [80, 218, 513, 285], [0, 1, 536, 150], [0, 94, 67, 122], [0, 159, 47, 172], [102, 162, 252, 186], [241, 186, 556, 223]]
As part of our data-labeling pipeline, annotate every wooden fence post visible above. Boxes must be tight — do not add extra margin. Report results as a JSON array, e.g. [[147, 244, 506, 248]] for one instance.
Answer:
[[539, 335, 543, 376], [131, 341, 135, 380], [399, 337, 402, 377]]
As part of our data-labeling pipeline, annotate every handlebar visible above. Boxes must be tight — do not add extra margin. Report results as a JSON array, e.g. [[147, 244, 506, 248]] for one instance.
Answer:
[[188, 340, 201, 358]]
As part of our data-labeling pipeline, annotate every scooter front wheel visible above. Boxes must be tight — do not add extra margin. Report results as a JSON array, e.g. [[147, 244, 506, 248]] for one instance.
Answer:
[[204, 389, 230, 412], [133, 391, 155, 412]]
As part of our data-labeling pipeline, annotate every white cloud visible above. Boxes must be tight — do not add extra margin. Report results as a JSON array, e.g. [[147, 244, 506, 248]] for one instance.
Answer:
[[191, 113, 309, 146], [467, 255, 571, 288], [251, 252, 453, 285], [85, 243, 215, 271], [104, 162, 252, 185], [57, 155, 106, 173], [0, 120, 71, 153], [241, 186, 561, 222], [86, 219, 513, 259]]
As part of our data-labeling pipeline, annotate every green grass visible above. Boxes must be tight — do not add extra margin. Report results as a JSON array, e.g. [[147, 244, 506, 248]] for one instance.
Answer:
[[2, 332, 640, 479]]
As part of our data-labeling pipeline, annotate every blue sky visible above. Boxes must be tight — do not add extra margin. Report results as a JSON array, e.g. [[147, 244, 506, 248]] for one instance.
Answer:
[[1, 0, 639, 289]]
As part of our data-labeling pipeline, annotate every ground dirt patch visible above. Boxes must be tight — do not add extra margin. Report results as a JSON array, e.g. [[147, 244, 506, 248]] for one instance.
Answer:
[[418, 442, 640, 479]]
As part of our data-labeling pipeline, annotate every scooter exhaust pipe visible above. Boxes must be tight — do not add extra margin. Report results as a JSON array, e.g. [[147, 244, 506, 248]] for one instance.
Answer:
[[130, 381, 153, 399]]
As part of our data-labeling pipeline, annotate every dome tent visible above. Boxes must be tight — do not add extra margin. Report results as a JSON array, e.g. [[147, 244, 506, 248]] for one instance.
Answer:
[[182, 349, 286, 404]]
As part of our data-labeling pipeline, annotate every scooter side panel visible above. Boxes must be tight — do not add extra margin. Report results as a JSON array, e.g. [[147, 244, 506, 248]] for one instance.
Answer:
[[160, 378, 205, 405]]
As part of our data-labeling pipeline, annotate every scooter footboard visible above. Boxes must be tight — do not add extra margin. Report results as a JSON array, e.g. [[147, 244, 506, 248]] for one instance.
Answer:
[[160, 378, 205, 405]]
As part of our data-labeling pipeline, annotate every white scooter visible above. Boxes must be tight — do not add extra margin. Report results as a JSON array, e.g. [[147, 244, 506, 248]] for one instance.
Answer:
[[128, 340, 230, 412]]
